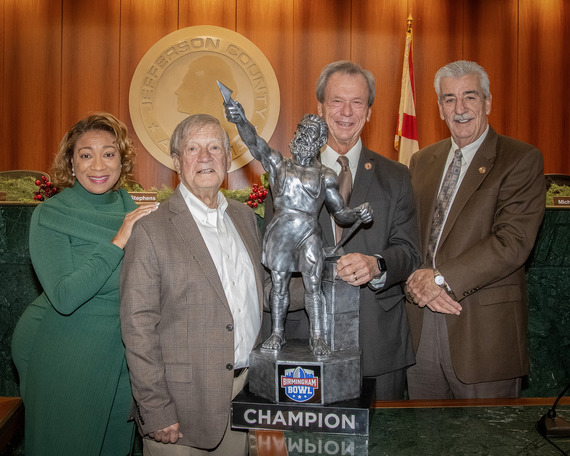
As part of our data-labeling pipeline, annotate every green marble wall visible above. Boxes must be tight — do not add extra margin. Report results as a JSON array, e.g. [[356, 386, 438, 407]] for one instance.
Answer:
[[0, 206, 568, 399], [525, 208, 570, 397], [0, 205, 42, 398]]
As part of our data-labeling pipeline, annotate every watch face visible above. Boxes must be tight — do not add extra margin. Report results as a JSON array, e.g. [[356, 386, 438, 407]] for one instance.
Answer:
[[434, 275, 445, 286]]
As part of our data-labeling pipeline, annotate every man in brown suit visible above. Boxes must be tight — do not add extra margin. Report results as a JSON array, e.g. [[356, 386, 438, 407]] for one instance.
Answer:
[[405, 60, 545, 399], [120, 114, 264, 455]]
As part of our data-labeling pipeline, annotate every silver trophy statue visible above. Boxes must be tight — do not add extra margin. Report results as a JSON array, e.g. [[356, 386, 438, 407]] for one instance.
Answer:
[[220, 81, 372, 358]]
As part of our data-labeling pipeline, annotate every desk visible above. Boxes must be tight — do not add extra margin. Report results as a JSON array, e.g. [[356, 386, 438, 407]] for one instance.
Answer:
[[251, 398, 570, 456], [0, 397, 23, 453]]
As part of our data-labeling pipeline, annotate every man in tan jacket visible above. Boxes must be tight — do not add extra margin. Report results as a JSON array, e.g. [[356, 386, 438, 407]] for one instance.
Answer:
[[121, 114, 264, 455]]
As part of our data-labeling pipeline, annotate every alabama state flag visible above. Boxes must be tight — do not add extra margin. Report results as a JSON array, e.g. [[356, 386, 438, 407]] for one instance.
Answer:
[[395, 21, 419, 167]]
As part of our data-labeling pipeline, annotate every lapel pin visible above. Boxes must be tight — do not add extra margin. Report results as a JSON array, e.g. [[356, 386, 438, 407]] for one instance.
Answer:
[[365, 162, 372, 170], [479, 167, 486, 174]]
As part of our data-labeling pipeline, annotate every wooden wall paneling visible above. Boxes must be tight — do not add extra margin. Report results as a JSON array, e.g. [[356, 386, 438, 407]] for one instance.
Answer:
[[119, 0, 179, 190], [293, 0, 351, 129], [462, 0, 518, 139], [61, 0, 121, 133], [229, 0, 295, 190], [411, 0, 464, 150], [2, 0, 569, 188], [1, 0, 62, 173], [352, 0, 409, 161], [179, 0, 237, 28], [518, 0, 569, 174]]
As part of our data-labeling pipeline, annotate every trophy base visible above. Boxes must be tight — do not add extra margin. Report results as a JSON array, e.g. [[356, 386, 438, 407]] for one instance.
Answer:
[[248, 339, 361, 405], [232, 376, 375, 436]]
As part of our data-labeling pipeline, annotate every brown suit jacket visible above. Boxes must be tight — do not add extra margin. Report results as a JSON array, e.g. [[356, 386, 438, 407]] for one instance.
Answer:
[[120, 188, 264, 449], [406, 127, 545, 384]]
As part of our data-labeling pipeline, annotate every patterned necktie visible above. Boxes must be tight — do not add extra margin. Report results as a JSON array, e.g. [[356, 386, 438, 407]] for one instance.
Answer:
[[336, 155, 352, 243], [426, 149, 463, 265]]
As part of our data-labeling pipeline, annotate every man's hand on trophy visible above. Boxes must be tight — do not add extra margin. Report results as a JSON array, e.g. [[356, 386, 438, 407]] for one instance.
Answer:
[[224, 101, 245, 125], [354, 202, 373, 224]]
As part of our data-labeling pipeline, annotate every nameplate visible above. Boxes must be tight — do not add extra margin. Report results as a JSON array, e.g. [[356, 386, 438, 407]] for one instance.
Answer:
[[129, 192, 158, 204], [553, 196, 570, 207], [232, 378, 375, 436], [232, 397, 370, 436], [0, 192, 6, 201]]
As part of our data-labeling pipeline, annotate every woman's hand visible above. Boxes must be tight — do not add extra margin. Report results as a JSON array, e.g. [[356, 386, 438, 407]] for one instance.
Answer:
[[112, 203, 159, 249]]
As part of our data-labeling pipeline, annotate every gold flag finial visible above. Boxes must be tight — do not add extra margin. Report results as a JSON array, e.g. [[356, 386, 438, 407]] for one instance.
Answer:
[[407, 15, 413, 33]]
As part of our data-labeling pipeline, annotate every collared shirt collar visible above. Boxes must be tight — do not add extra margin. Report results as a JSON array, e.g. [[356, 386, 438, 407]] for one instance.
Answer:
[[320, 138, 362, 183], [178, 183, 228, 228], [450, 125, 489, 167]]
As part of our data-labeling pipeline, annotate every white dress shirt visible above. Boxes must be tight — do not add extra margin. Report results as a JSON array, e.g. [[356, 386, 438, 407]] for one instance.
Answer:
[[179, 184, 260, 368]]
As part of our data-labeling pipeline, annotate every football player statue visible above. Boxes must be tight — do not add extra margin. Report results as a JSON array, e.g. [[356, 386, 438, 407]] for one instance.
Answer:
[[223, 91, 372, 357]]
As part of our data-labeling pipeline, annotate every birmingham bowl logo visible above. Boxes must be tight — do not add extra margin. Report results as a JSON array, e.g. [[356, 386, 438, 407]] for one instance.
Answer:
[[281, 367, 319, 402]]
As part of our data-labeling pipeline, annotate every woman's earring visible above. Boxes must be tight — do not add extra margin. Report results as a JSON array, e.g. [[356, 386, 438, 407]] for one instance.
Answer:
[[72, 167, 75, 177]]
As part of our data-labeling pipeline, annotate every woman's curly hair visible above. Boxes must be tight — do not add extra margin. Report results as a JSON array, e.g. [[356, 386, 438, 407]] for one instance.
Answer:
[[51, 112, 135, 191]]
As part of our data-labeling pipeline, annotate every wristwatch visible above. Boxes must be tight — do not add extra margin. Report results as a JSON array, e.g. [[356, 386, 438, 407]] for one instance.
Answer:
[[373, 254, 387, 279], [434, 269, 454, 296], [433, 270, 446, 288]]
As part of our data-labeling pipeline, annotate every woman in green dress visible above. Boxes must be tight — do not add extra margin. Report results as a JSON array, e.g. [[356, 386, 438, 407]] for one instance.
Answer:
[[11, 113, 158, 455]]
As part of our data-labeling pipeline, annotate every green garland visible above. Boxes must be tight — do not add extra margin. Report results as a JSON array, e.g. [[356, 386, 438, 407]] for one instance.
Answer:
[[5, 174, 564, 211], [0, 174, 270, 217], [0, 176, 40, 202], [546, 183, 570, 206]]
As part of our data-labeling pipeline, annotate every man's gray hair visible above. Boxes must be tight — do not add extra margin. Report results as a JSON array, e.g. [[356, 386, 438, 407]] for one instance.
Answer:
[[434, 60, 491, 99], [170, 114, 231, 158], [315, 60, 376, 107]]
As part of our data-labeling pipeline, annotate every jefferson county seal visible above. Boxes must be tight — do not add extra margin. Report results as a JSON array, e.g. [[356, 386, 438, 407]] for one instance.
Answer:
[[129, 25, 280, 171]]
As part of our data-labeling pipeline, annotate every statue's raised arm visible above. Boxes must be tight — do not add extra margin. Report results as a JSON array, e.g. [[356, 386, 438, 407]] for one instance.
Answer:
[[223, 96, 282, 175]]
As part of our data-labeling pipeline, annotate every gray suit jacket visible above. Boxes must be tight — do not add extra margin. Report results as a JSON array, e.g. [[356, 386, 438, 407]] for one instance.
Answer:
[[120, 188, 264, 449], [406, 127, 545, 383], [267, 147, 420, 377]]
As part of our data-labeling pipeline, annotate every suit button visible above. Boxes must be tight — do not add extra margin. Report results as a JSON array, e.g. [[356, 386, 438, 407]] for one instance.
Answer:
[[226, 324, 233, 331], [226, 363, 234, 371]]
